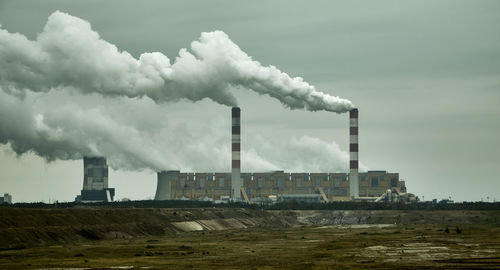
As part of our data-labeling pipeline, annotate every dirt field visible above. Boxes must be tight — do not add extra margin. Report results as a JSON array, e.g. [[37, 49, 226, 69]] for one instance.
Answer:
[[0, 208, 499, 269]]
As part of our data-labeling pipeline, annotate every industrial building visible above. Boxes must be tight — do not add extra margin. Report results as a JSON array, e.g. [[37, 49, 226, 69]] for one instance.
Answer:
[[0, 193, 12, 204], [154, 170, 406, 202], [75, 157, 115, 202], [154, 107, 411, 203]]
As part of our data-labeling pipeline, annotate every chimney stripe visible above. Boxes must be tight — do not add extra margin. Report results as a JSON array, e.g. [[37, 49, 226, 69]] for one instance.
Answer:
[[232, 143, 240, 151], [232, 126, 240, 134], [350, 127, 358, 135], [350, 143, 358, 152]]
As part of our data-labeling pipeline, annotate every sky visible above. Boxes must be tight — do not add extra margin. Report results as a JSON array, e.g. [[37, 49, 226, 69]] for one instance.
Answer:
[[0, 0, 499, 203]]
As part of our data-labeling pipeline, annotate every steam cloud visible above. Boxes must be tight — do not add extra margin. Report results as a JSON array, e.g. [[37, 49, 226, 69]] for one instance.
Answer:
[[0, 11, 359, 172], [0, 11, 353, 112], [0, 89, 363, 172]]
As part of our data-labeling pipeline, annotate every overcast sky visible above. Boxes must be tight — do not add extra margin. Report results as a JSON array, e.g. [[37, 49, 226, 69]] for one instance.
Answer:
[[0, 0, 499, 203]]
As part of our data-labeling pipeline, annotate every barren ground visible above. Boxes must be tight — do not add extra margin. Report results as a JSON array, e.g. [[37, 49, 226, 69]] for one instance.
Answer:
[[0, 208, 499, 269]]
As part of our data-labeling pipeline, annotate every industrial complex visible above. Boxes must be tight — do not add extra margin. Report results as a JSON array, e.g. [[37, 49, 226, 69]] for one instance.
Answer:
[[154, 170, 407, 203], [72, 107, 414, 203], [153, 107, 414, 203], [152, 107, 415, 203]]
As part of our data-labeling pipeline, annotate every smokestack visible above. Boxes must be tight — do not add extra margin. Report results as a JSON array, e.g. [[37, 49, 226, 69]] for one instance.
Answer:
[[232, 107, 242, 200], [349, 108, 359, 199]]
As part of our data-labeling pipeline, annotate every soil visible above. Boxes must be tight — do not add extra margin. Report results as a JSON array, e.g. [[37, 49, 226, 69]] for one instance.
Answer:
[[0, 207, 499, 269]]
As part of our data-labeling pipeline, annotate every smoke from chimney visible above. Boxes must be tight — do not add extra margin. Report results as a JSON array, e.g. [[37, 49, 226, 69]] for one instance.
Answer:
[[0, 11, 353, 113], [0, 11, 360, 172]]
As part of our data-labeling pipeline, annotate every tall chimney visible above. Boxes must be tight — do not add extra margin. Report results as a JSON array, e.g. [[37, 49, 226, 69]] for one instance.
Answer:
[[231, 107, 242, 200], [349, 108, 359, 199]]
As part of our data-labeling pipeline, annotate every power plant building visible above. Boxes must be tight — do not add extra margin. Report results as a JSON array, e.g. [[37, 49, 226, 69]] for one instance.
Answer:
[[154, 106, 410, 202], [75, 157, 115, 202], [154, 170, 407, 202]]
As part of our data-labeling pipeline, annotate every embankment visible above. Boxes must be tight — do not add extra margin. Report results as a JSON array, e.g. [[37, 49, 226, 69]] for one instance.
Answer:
[[1, 207, 498, 249]]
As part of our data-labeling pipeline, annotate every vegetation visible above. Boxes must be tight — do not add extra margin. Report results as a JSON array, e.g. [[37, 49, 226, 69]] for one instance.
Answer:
[[3, 200, 500, 210], [1, 221, 499, 269], [1, 206, 499, 269]]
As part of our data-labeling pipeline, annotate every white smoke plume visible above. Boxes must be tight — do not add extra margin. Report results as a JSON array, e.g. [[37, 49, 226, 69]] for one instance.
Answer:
[[243, 135, 369, 172], [0, 89, 224, 171], [0, 89, 361, 172], [0, 11, 359, 172], [0, 11, 353, 112]]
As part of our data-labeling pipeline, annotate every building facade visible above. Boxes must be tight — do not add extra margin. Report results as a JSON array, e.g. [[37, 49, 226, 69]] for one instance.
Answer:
[[154, 170, 406, 202]]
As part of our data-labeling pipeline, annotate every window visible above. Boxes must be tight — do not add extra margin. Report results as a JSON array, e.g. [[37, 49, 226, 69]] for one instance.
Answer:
[[258, 178, 263, 188], [296, 177, 302, 187], [391, 178, 398, 187], [218, 178, 224, 188], [199, 178, 205, 188], [315, 177, 321, 187], [371, 177, 378, 187]]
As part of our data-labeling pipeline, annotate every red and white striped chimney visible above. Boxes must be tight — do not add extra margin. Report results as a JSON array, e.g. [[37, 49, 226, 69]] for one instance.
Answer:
[[231, 107, 242, 200], [349, 108, 359, 199]]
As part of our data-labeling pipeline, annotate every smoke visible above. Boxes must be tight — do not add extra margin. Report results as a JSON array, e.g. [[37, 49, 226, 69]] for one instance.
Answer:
[[0, 89, 224, 171], [0, 11, 353, 112], [0, 11, 359, 172], [243, 135, 368, 172], [0, 88, 361, 172]]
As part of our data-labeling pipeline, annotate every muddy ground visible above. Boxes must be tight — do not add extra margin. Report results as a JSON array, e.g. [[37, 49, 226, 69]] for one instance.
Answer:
[[0, 208, 499, 269]]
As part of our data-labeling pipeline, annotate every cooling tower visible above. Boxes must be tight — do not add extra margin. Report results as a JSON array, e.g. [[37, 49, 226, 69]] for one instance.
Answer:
[[232, 107, 242, 200], [83, 157, 108, 190], [78, 157, 115, 202], [349, 108, 359, 199], [154, 170, 179, 200]]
